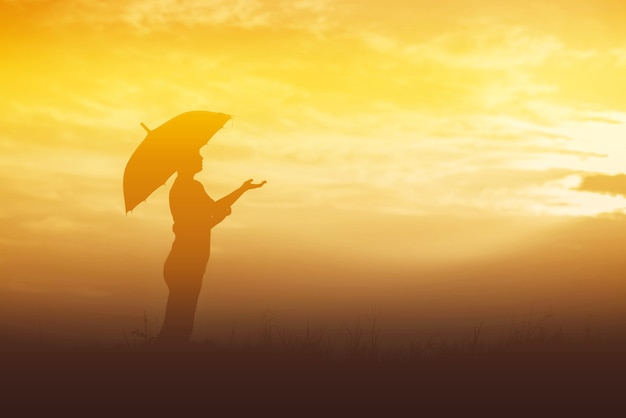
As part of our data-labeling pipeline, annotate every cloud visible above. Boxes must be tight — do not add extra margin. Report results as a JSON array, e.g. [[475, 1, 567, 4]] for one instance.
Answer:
[[611, 48, 626, 66], [571, 113, 624, 125], [356, 16, 626, 115], [120, 0, 271, 31], [576, 174, 626, 198], [3, 0, 338, 35], [350, 22, 573, 122], [361, 21, 563, 70]]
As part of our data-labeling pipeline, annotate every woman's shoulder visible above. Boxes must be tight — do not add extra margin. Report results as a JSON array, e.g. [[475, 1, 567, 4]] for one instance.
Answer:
[[171, 178, 212, 200]]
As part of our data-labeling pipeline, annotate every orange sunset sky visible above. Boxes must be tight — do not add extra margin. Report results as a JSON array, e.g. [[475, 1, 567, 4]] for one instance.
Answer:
[[2, 0, 626, 343]]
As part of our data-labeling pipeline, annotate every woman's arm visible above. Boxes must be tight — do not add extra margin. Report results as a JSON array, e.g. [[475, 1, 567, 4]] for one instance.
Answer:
[[215, 179, 266, 208], [208, 179, 266, 224]]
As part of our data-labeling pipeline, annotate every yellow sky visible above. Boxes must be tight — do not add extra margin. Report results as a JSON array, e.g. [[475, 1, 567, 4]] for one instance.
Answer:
[[2, 0, 626, 341]]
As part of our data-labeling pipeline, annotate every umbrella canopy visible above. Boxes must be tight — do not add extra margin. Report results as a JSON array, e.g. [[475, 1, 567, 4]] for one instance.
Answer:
[[123, 110, 232, 212]]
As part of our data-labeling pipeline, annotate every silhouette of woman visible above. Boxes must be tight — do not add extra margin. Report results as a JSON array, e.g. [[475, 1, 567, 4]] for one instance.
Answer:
[[156, 150, 265, 346]]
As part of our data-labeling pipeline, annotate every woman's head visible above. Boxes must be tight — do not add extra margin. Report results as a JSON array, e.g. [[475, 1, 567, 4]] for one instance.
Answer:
[[177, 150, 203, 176]]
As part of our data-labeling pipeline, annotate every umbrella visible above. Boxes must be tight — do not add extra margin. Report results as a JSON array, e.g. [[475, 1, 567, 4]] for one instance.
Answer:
[[123, 110, 232, 213]]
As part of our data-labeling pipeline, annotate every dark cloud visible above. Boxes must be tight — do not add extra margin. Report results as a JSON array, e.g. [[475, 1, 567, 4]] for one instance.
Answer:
[[576, 173, 626, 197]]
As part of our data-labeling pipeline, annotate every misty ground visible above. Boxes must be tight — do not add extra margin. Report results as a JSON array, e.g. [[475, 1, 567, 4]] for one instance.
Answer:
[[2, 319, 625, 417]]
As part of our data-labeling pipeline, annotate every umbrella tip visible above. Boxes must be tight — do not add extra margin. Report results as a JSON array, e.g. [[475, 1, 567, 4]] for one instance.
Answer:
[[140, 122, 151, 133]]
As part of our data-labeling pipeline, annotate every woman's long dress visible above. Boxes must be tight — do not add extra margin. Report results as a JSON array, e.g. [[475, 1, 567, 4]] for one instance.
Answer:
[[158, 177, 217, 343]]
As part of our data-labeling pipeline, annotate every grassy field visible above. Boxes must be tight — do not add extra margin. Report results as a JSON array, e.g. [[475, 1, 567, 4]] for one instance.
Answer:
[[1, 315, 625, 416]]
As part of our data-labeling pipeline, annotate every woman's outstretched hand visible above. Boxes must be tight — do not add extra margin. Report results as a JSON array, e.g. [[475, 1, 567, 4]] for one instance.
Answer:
[[242, 179, 267, 190], [214, 179, 266, 214]]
